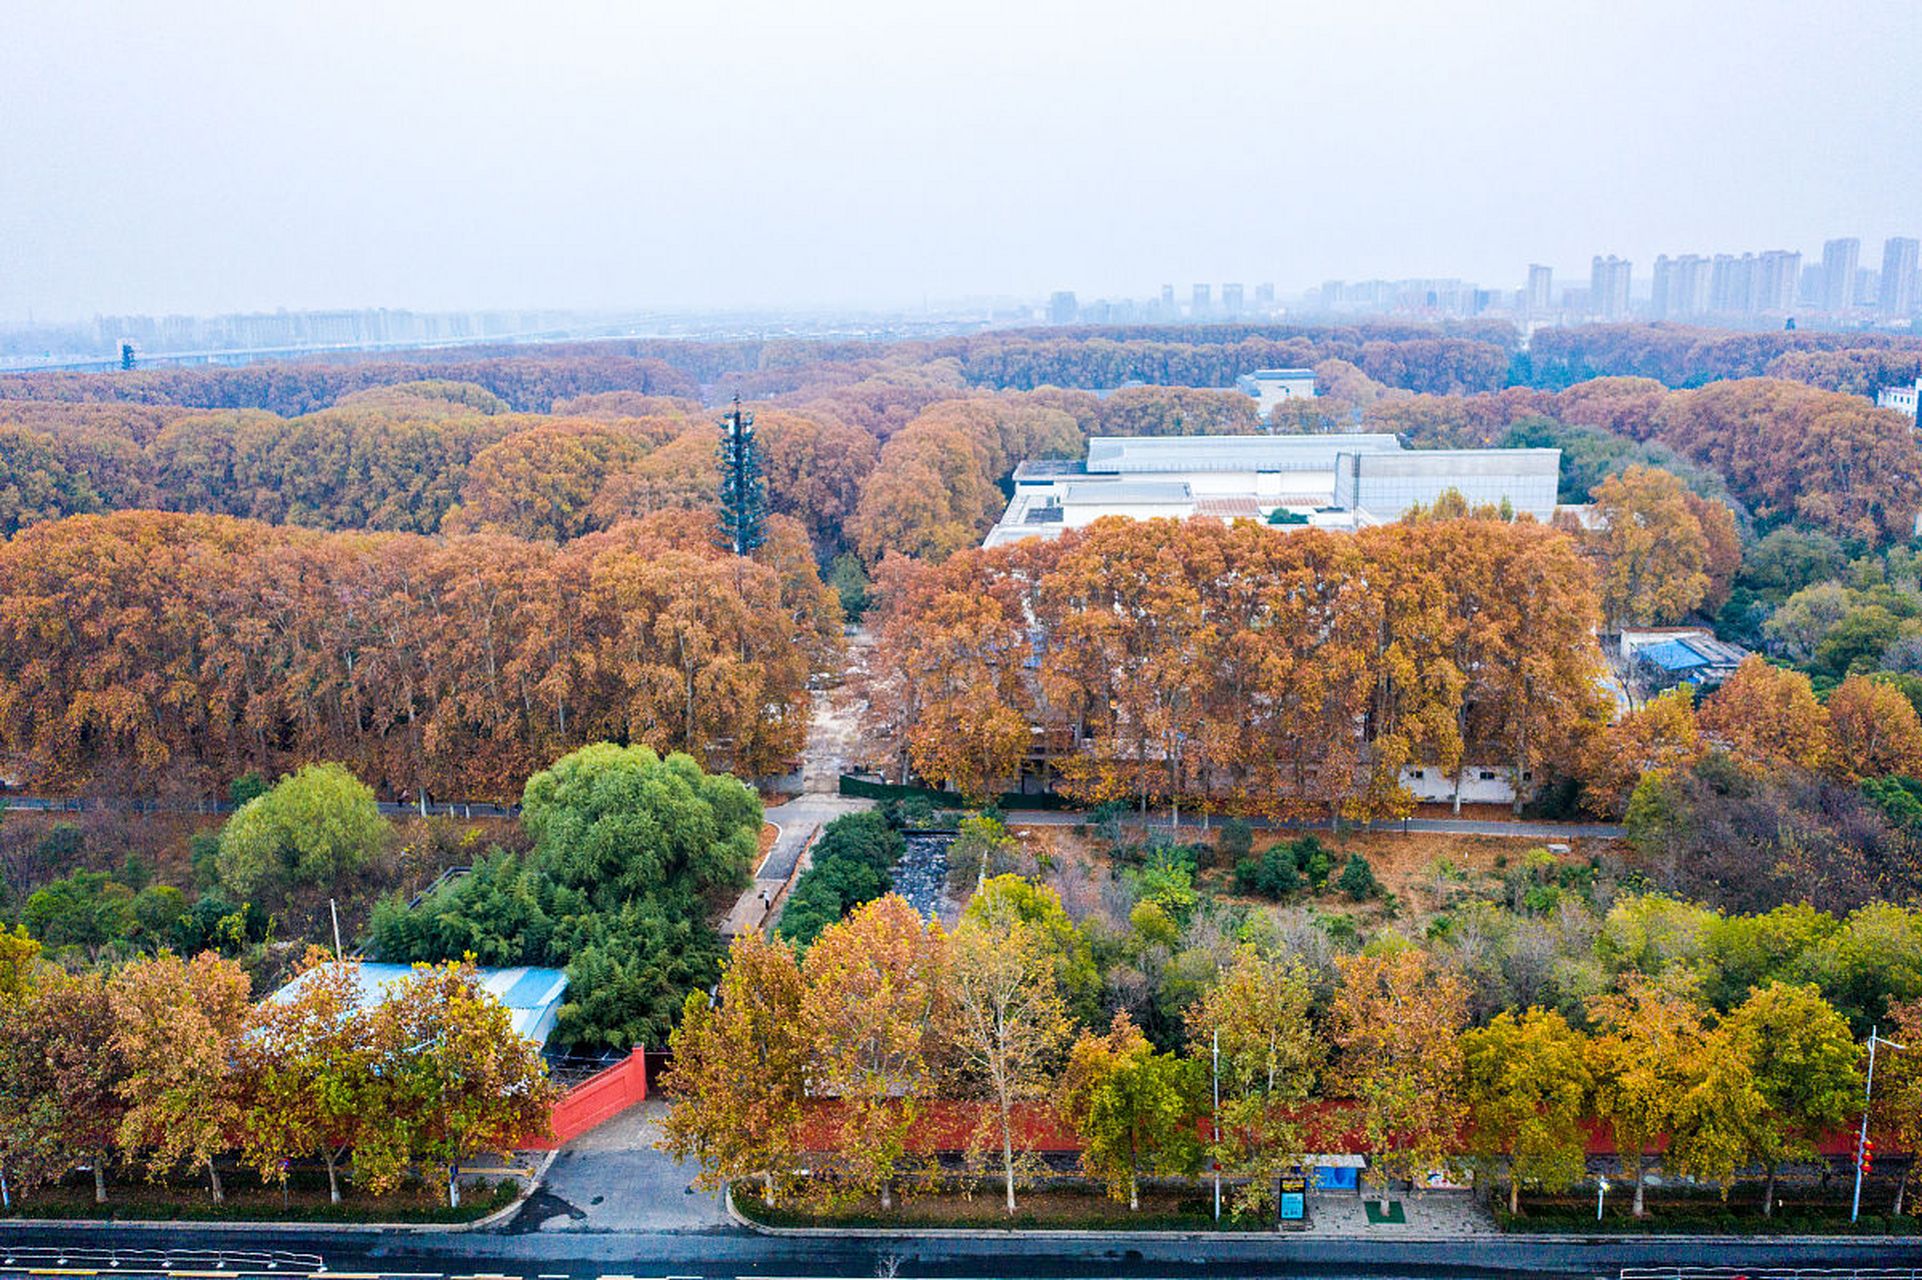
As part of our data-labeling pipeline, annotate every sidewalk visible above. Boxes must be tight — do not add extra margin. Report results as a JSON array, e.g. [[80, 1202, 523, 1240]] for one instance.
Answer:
[[1298, 1191, 1497, 1236], [505, 1099, 726, 1233]]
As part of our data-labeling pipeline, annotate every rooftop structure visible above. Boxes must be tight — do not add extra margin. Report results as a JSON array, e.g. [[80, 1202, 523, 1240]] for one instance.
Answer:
[[1082, 432, 1396, 475], [1234, 367, 1318, 418], [986, 434, 1564, 548], [1332, 448, 1560, 523], [269, 962, 570, 1048]]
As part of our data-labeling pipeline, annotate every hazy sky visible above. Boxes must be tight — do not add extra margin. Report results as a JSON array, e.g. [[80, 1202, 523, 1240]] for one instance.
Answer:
[[4, 0, 1919, 319]]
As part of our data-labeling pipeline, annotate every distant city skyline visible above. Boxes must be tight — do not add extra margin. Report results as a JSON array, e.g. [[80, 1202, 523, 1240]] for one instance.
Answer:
[[9, 216, 1921, 368]]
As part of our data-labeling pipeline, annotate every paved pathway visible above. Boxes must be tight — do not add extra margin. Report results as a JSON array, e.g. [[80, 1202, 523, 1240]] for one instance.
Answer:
[[722, 671, 874, 939], [1298, 1191, 1497, 1236], [506, 1100, 726, 1234]]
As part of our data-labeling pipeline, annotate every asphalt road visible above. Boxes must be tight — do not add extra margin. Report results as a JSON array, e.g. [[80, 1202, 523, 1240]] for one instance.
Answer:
[[3, 1223, 1920, 1279]]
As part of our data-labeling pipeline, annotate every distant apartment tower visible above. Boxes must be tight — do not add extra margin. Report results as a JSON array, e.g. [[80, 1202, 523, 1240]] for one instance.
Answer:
[[1710, 254, 1754, 316], [1822, 238, 1861, 312], [1652, 255, 1711, 319], [1221, 283, 1244, 317], [1047, 291, 1079, 325], [1755, 250, 1801, 313], [1881, 237, 1920, 317], [1191, 283, 1213, 317], [1525, 264, 1553, 314], [1254, 282, 1275, 309], [1590, 255, 1632, 320]]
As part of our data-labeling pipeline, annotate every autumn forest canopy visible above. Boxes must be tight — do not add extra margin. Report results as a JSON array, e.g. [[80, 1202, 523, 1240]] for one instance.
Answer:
[[3, 319, 1922, 809], [11, 318, 1922, 1219]]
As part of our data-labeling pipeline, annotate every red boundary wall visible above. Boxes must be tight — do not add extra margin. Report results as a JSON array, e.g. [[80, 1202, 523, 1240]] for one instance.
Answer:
[[528, 1047, 648, 1149]]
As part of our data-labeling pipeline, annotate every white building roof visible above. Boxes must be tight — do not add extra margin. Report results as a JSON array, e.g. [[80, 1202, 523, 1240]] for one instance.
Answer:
[[1084, 433, 1401, 474]]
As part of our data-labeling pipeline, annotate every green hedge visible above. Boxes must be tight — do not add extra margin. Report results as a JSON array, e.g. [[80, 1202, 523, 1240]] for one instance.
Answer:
[[837, 775, 1068, 810]]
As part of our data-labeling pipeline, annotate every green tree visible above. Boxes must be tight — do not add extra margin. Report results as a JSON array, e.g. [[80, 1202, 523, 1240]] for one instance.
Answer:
[[381, 743, 762, 1049], [1721, 982, 1862, 1214], [1337, 852, 1381, 901], [361, 959, 559, 1204], [21, 870, 133, 954], [1461, 1008, 1592, 1215], [1185, 947, 1323, 1217], [520, 742, 760, 909], [945, 813, 1025, 892], [963, 874, 1101, 1025], [1058, 1012, 1202, 1211], [778, 811, 904, 950], [216, 762, 388, 898], [242, 948, 380, 1203], [828, 552, 871, 619]]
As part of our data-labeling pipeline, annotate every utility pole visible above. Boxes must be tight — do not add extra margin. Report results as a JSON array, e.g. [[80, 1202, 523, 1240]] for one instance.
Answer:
[[1853, 1025, 1904, 1223], [330, 897, 344, 962]]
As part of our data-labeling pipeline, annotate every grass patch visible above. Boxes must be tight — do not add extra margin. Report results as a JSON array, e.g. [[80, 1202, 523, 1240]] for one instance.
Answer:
[[0, 1170, 519, 1224], [734, 1183, 1273, 1231], [1363, 1199, 1406, 1224]]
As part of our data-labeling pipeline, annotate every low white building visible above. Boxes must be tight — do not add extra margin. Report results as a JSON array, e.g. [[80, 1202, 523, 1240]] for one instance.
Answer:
[[1879, 378, 1920, 423], [1400, 764, 1531, 807], [1235, 367, 1318, 418], [986, 433, 1564, 548]]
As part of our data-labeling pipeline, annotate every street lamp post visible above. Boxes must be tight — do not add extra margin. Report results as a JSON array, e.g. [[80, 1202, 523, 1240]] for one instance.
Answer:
[[1212, 1028, 1221, 1223], [1596, 1176, 1608, 1222], [1852, 1026, 1905, 1223]]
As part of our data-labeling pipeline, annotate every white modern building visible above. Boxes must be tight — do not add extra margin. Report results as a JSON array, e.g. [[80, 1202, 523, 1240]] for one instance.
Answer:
[[1879, 378, 1920, 423], [1234, 368, 1318, 418], [985, 434, 1563, 548]]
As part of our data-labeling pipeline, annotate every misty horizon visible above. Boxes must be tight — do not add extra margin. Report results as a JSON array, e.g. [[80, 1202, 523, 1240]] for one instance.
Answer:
[[4, 0, 1920, 321]]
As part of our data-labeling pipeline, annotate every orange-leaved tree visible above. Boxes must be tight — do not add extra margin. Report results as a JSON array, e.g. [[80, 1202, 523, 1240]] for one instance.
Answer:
[[799, 895, 947, 1210], [1826, 675, 1922, 782], [109, 951, 254, 1202], [660, 931, 811, 1207], [1332, 946, 1470, 1207], [1698, 656, 1831, 772], [242, 947, 381, 1204]]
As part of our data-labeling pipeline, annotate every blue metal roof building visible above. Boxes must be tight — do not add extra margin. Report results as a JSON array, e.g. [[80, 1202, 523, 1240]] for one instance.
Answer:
[[1634, 634, 1749, 687], [269, 962, 569, 1048]]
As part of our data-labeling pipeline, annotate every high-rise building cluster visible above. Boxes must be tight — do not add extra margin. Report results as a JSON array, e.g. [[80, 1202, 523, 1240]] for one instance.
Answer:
[[1042, 233, 1919, 331], [89, 307, 578, 355], [1041, 282, 1282, 326], [1630, 235, 1917, 324]]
